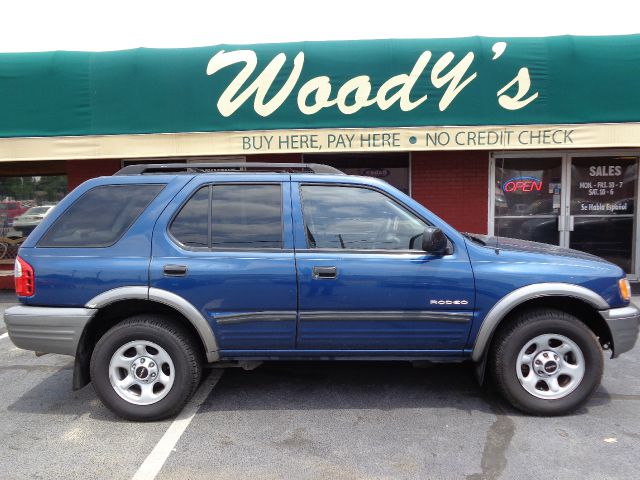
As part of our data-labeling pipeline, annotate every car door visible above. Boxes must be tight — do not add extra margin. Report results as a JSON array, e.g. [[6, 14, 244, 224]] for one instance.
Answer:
[[292, 180, 475, 353], [150, 175, 298, 352]]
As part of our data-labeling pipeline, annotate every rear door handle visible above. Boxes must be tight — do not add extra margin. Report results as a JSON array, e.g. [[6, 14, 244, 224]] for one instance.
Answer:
[[163, 264, 188, 276], [313, 266, 337, 279]]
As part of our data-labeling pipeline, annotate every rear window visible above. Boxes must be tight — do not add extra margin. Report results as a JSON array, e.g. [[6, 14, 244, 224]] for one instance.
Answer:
[[38, 184, 163, 247]]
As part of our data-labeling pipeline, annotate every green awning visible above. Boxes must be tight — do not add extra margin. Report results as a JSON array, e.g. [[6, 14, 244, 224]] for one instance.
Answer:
[[1, 35, 640, 138]]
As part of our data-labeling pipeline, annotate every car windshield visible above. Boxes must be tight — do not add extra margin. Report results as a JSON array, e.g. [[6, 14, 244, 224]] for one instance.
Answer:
[[25, 207, 50, 215]]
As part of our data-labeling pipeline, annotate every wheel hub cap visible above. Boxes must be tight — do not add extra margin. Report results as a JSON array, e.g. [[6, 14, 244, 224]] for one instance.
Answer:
[[131, 356, 158, 383], [533, 350, 562, 377], [516, 333, 585, 400], [108, 340, 175, 406]]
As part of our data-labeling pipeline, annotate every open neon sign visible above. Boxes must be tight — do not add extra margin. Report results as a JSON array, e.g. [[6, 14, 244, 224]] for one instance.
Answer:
[[502, 176, 543, 192]]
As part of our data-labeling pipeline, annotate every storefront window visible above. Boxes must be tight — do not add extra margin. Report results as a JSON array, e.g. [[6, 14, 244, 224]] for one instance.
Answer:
[[0, 174, 67, 259], [493, 155, 638, 274], [304, 153, 410, 194], [494, 157, 562, 245], [569, 157, 637, 272], [121, 156, 246, 168]]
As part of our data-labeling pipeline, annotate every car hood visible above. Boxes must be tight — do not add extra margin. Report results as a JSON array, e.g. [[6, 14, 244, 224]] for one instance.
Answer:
[[463, 233, 610, 263]]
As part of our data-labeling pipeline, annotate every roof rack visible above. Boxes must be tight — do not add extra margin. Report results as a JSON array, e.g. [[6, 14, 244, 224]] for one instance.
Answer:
[[114, 162, 344, 176]]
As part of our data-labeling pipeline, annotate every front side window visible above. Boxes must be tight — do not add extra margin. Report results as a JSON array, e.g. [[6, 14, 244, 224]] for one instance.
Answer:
[[301, 185, 427, 250], [38, 184, 163, 247]]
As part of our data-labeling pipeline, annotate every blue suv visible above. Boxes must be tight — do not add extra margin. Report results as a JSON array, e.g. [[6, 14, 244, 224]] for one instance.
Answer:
[[5, 163, 639, 420]]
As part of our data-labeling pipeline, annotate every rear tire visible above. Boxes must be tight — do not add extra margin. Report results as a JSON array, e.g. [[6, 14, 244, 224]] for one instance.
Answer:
[[90, 314, 202, 421], [490, 308, 603, 415]]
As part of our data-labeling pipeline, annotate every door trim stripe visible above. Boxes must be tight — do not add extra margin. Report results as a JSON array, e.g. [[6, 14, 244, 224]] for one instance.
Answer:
[[214, 310, 473, 325], [215, 311, 297, 325], [299, 311, 473, 323]]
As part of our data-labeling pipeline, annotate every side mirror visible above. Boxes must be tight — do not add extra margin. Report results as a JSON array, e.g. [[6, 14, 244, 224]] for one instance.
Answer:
[[422, 227, 448, 254]]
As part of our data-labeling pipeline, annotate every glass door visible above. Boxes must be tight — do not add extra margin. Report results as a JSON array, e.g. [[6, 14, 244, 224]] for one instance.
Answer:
[[494, 157, 563, 245], [568, 156, 638, 273]]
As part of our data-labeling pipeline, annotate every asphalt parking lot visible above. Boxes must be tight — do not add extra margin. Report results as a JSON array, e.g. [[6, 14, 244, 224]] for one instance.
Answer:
[[1, 291, 639, 480]]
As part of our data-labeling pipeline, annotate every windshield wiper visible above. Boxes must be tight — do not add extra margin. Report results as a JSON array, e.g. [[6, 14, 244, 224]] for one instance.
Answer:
[[462, 232, 487, 245]]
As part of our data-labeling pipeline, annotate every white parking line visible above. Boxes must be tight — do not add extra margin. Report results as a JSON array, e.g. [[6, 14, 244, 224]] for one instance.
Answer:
[[131, 370, 223, 480], [0, 333, 8, 340]]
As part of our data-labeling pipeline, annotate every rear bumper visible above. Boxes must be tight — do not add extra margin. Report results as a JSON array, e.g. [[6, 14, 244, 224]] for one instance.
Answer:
[[599, 305, 640, 357], [4, 305, 96, 356]]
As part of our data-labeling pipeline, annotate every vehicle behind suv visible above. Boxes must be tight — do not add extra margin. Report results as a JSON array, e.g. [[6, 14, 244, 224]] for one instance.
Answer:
[[5, 163, 640, 421], [0, 201, 28, 227], [11, 205, 56, 236]]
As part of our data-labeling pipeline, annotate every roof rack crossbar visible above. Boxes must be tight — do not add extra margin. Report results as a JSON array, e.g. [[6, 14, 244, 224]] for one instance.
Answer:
[[115, 162, 344, 176]]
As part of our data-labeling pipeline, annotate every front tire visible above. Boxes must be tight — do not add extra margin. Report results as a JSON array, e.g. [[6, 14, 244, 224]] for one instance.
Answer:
[[90, 314, 202, 421], [490, 308, 603, 415]]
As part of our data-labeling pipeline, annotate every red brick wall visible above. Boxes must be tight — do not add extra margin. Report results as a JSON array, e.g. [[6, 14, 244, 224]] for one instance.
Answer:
[[66, 159, 121, 191], [411, 151, 489, 234], [249, 151, 490, 233], [63, 153, 489, 235]]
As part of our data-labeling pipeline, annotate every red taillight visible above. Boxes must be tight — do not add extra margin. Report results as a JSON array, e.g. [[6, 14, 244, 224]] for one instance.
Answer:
[[15, 256, 35, 297]]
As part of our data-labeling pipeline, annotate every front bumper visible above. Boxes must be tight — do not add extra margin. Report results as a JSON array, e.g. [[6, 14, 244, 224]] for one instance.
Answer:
[[599, 304, 640, 357], [4, 305, 96, 356]]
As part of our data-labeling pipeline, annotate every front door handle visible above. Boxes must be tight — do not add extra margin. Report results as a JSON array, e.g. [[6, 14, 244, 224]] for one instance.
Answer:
[[313, 266, 337, 279], [163, 264, 188, 276]]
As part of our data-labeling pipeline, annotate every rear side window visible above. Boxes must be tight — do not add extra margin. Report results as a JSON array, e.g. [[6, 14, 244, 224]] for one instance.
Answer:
[[211, 184, 282, 249], [170, 184, 283, 249], [38, 184, 163, 247], [169, 186, 209, 247]]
